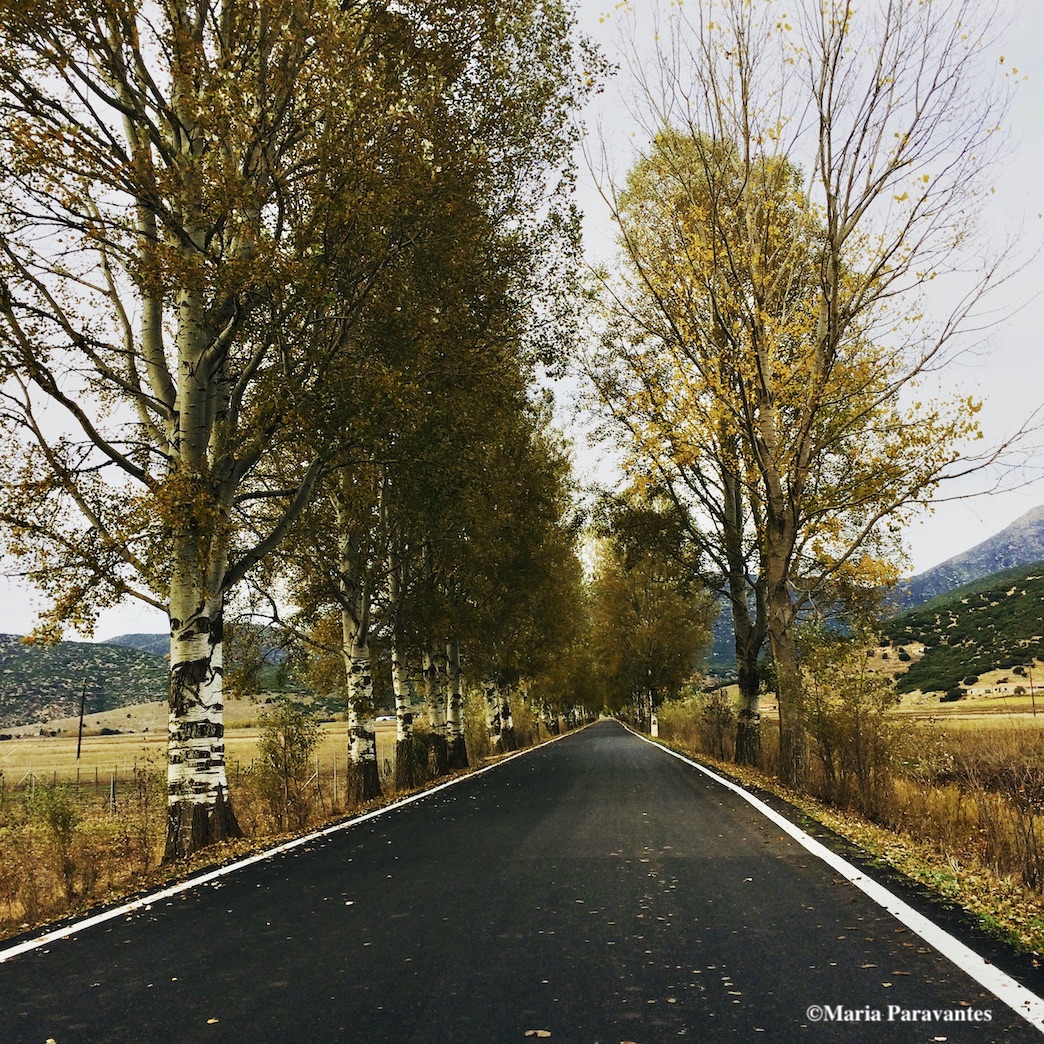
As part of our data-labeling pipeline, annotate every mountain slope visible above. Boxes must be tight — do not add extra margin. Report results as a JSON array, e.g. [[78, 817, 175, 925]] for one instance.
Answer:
[[901, 504, 1044, 606], [104, 632, 169, 657], [0, 635, 168, 728], [884, 562, 1044, 693]]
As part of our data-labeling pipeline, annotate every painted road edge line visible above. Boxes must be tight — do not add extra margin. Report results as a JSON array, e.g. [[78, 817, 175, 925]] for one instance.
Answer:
[[0, 723, 586, 966], [639, 731, 1044, 1032]]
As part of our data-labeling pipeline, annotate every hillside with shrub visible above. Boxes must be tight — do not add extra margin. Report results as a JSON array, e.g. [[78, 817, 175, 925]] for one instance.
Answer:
[[884, 562, 1044, 693], [0, 634, 168, 728], [897, 504, 1044, 606]]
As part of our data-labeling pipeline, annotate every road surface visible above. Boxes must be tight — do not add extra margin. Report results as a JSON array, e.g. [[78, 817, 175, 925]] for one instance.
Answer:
[[3, 720, 1043, 1041]]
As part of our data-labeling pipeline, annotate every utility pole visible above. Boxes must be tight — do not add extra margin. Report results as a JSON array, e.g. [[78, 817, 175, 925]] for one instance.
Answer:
[[76, 678, 87, 759]]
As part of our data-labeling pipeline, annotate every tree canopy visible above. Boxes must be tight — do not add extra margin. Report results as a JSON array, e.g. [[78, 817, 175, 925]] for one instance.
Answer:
[[0, 0, 597, 857], [590, 0, 1016, 780]]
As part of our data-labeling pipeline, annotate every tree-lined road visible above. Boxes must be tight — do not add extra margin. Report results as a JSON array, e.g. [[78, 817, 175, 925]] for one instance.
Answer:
[[3, 720, 1042, 1042]]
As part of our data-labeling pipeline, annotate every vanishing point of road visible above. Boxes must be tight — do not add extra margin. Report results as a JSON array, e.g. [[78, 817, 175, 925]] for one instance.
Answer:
[[3, 719, 1044, 1042]]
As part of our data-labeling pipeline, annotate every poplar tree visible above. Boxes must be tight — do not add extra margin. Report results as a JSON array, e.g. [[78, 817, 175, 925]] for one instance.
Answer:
[[594, 0, 1019, 782], [0, 0, 431, 857], [257, 0, 594, 787]]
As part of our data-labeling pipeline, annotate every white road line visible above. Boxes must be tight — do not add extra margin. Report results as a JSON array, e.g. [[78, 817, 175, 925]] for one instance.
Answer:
[[641, 732, 1044, 1033], [0, 726, 583, 966]]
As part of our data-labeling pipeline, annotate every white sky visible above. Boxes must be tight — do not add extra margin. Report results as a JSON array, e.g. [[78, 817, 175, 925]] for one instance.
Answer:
[[569, 0, 1044, 576], [1, 0, 1042, 641]]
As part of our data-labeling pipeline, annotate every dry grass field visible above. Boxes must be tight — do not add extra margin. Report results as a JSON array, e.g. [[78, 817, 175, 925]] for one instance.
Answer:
[[0, 700, 431, 938], [0, 699, 398, 791]]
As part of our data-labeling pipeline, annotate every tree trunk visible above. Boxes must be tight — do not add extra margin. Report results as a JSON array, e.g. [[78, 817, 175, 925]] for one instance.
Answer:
[[498, 687, 517, 752], [344, 624, 381, 803], [164, 598, 242, 862], [542, 704, 559, 735], [734, 656, 762, 768], [423, 643, 449, 777], [392, 639, 416, 791], [444, 637, 468, 769], [719, 446, 766, 767], [766, 571, 805, 785], [734, 602, 766, 767], [484, 679, 503, 752]]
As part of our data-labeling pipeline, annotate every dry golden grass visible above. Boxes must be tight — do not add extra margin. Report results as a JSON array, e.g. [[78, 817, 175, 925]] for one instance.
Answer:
[[659, 699, 1044, 953], [0, 697, 557, 940], [0, 717, 398, 789]]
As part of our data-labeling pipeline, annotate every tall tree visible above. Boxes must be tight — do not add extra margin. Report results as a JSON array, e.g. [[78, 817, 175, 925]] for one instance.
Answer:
[[594, 0, 1020, 782], [451, 407, 585, 752], [589, 501, 716, 727], [0, 0, 597, 851], [254, 0, 595, 785], [0, 0, 421, 857]]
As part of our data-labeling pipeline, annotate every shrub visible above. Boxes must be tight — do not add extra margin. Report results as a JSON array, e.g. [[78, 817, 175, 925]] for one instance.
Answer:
[[698, 689, 736, 760], [25, 782, 79, 900], [656, 696, 703, 752], [463, 686, 491, 761], [253, 700, 321, 831], [802, 636, 901, 818]]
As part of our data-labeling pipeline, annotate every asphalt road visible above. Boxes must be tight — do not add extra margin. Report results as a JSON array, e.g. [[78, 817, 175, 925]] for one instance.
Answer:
[[3, 719, 1043, 1042]]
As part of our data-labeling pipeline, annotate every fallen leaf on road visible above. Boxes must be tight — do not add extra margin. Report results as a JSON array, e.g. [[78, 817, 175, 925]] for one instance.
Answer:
[[207, 1018, 219, 1024], [524, 1031, 551, 1038]]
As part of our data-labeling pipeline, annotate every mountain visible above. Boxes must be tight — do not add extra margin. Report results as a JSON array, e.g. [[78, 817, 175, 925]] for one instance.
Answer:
[[105, 627, 290, 665], [703, 505, 1044, 675], [0, 634, 168, 729], [884, 562, 1044, 694], [900, 505, 1044, 606], [104, 632, 169, 657]]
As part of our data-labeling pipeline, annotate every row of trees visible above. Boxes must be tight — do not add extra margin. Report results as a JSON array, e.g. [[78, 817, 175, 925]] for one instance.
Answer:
[[0, 0, 599, 858], [0, 0, 1032, 858], [586, 0, 1025, 780]]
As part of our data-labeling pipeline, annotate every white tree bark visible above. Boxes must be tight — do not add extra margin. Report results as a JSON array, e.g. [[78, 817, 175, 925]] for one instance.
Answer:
[[483, 679, 517, 753], [344, 623, 381, 802], [445, 637, 468, 769], [164, 596, 239, 859], [483, 678, 502, 752], [499, 687, 517, 752], [392, 638, 416, 790], [423, 643, 449, 776]]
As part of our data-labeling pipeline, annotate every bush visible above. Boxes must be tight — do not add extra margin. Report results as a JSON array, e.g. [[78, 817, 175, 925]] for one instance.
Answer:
[[656, 690, 738, 761], [802, 636, 901, 818], [253, 700, 321, 831], [898, 724, 1044, 893], [698, 689, 736, 760], [25, 782, 79, 900], [656, 696, 703, 752], [463, 686, 491, 761]]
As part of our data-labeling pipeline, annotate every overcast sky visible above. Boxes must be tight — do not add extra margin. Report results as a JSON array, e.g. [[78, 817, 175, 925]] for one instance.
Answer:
[[569, 0, 1044, 574], [1, 0, 1042, 641]]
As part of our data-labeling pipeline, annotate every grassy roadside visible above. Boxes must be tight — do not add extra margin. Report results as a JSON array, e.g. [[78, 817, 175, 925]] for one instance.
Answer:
[[0, 707, 578, 946], [652, 733, 1044, 959]]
